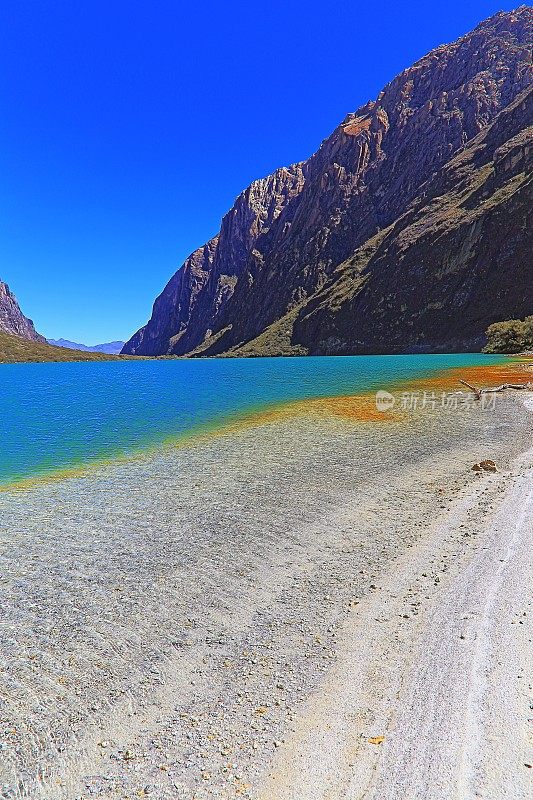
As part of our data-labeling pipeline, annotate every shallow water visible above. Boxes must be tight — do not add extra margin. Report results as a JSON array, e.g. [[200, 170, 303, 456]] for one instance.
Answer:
[[0, 354, 507, 485], [0, 387, 530, 799]]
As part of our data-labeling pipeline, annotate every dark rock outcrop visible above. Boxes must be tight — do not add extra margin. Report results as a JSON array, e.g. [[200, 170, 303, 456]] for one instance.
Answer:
[[290, 85, 533, 354], [0, 281, 45, 342], [123, 7, 533, 357]]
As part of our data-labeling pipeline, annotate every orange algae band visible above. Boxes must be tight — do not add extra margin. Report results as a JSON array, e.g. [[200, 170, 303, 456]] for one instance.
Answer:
[[412, 359, 533, 393], [0, 392, 399, 493], [1, 358, 523, 493]]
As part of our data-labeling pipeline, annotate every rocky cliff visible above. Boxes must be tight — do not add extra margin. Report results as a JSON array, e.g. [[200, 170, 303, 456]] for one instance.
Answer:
[[0, 281, 45, 342], [123, 7, 533, 357], [289, 85, 532, 354], [125, 166, 304, 356]]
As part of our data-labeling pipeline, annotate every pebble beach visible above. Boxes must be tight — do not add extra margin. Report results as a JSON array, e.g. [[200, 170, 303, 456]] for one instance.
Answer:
[[0, 386, 532, 799]]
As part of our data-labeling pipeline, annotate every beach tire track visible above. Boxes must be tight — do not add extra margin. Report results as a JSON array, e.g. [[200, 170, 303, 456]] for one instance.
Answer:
[[256, 454, 533, 800], [369, 462, 532, 800]]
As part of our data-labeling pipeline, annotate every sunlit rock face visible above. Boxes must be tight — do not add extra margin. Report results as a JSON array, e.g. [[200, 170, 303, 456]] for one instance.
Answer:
[[0, 281, 45, 342], [122, 166, 305, 355]]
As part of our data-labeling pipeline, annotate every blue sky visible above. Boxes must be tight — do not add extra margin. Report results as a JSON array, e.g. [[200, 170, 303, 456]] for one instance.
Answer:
[[0, 0, 519, 344]]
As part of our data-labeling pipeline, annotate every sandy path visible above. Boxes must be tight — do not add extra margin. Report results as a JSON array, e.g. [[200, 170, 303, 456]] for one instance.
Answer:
[[257, 450, 533, 800]]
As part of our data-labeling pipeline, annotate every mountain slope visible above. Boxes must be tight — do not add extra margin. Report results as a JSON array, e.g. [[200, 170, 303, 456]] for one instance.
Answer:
[[123, 7, 533, 357], [124, 167, 304, 355], [0, 332, 135, 363], [246, 85, 532, 355], [0, 281, 45, 343]]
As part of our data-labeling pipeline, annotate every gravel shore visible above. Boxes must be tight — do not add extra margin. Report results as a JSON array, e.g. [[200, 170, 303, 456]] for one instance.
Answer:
[[0, 393, 531, 799]]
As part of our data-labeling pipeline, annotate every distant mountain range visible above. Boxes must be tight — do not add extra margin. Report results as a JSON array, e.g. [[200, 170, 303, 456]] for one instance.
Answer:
[[0, 284, 127, 361], [0, 282, 125, 356], [123, 7, 532, 357], [47, 338, 125, 354]]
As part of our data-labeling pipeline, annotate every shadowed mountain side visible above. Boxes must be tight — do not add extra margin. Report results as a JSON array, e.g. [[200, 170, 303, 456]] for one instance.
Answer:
[[238, 85, 532, 356], [123, 7, 532, 357]]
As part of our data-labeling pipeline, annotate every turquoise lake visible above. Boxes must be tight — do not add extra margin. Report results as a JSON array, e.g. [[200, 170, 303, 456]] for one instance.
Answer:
[[0, 354, 507, 485]]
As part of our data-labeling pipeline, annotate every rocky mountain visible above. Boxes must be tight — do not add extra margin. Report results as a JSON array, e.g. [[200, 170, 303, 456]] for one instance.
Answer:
[[0, 281, 45, 343], [291, 86, 532, 355], [47, 338, 125, 354], [123, 7, 533, 357], [124, 167, 305, 356]]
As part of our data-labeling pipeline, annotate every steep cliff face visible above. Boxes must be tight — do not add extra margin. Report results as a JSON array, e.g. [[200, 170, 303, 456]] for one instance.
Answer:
[[124, 238, 218, 356], [0, 281, 44, 342], [123, 166, 305, 355], [124, 7, 532, 357]]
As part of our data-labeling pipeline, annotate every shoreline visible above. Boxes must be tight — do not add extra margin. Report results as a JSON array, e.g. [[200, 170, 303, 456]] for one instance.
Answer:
[[0, 392, 531, 799], [1, 355, 530, 495]]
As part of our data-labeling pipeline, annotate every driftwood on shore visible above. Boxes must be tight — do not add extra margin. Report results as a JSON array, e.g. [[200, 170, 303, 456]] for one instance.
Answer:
[[459, 379, 533, 400]]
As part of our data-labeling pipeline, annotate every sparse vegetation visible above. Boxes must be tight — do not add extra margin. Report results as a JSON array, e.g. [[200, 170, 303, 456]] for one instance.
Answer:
[[483, 316, 533, 353], [0, 331, 138, 363], [229, 309, 308, 358]]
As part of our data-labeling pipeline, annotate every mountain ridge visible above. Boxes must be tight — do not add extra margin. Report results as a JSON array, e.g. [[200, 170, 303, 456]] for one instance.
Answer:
[[123, 7, 533, 357], [47, 339, 125, 354]]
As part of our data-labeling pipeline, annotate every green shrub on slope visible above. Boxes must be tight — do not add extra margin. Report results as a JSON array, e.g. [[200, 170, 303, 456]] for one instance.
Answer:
[[484, 316, 533, 353]]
